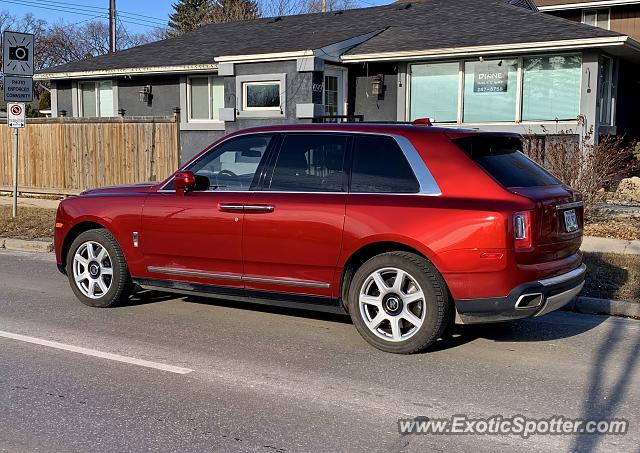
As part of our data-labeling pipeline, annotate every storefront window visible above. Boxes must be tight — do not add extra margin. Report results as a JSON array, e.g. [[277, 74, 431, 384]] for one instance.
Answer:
[[409, 62, 459, 123], [463, 59, 518, 122], [522, 55, 581, 121]]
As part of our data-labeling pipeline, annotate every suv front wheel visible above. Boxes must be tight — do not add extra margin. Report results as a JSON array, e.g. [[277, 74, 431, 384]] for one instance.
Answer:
[[348, 252, 451, 354], [67, 229, 134, 308]]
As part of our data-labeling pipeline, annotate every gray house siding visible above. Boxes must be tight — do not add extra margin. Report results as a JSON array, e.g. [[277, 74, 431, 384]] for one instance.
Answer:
[[117, 75, 180, 116], [222, 60, 315, 133], [350, 63, 398, 122], [180, 130, 225, 162]]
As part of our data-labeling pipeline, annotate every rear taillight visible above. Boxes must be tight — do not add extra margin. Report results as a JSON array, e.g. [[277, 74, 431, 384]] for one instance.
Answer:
[[514, 210, 533, 250]]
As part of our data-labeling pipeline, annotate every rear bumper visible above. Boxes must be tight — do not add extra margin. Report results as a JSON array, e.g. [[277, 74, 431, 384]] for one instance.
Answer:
[[454, 264, 586, 324]]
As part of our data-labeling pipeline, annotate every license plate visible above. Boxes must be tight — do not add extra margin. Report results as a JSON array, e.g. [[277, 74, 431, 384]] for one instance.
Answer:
[[563, 209, 578, 232]]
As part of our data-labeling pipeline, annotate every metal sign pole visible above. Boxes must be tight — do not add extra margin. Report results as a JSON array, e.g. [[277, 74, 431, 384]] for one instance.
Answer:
[[12, 128, 18, 218]]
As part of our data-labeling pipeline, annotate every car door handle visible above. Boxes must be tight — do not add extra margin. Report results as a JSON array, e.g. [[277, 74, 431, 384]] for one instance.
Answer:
[[218, 203, 245, 212], [244, 204, 275, 213]]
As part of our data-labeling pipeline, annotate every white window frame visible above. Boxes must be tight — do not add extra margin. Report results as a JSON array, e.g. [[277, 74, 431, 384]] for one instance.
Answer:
[[582, 8, 611, 29], [242, 80, 282, 111], [186, 75, 224, 123], [235, 73, 287, 119], [78, 80, 114, 117]]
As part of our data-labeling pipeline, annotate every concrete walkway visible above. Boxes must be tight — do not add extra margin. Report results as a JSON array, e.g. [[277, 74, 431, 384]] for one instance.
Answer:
[[581, 236, 640, 255], [0, 196, 61, 210]]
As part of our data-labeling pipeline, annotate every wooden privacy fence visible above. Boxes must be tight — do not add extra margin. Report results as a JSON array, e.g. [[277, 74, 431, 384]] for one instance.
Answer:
[[0, 116, 180, 195]]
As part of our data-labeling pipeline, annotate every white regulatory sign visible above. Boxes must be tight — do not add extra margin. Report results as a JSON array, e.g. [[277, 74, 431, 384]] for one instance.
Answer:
[[3, 75, 33, 102], [8, 102, 26, 128], [3, 31, 34, 77]]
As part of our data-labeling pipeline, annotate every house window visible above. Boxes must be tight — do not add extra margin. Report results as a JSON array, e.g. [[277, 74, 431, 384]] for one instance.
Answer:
[[408, 54, 584, 125], [188, 76, 224, 121], [522, 55, 582, 121], [242, 81, 281, 110], [324, 76, 339, 116], [409, 62, 459, 123], [79, 81, 113, 117], [598, 56, 614, 126], [582, 8, 610, 29], [463, 58, 518, 122]]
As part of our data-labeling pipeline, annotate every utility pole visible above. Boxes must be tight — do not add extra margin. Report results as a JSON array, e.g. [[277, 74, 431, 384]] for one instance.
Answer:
[[109, 0, 116, 52]]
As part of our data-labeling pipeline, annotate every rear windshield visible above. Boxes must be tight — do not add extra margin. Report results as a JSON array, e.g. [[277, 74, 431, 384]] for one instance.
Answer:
[[455, 135, 561, 188]]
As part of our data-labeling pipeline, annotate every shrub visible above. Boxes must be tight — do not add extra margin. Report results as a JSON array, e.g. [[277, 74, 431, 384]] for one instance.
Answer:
[[522, 127, 637, 208]]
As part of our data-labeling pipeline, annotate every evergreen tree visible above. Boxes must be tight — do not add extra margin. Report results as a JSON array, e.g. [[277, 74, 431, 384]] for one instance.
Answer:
[[168, 0, 212, 36]]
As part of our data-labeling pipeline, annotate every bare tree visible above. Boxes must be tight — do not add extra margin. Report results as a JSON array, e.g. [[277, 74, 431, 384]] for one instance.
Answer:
[[261, 0, 308, 17], [304, 0, 357, 13]]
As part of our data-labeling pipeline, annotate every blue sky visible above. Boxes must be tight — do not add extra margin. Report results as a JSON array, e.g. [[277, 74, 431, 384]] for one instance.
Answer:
[[2, 0, 392, 33]]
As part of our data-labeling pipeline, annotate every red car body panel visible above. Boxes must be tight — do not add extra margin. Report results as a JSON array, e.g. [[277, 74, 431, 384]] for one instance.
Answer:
[[55, 123, 584, 321]]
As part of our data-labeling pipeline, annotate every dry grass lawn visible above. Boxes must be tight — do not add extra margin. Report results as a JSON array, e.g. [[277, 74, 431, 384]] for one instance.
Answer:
[[0, 205, 56, 241], [582, 252, 640, 302], [584, 218, 640, 241]]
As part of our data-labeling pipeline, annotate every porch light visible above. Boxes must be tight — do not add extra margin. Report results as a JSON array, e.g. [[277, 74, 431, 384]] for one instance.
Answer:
[[139, 85, 152, 103], [371, 75, 384, 96]]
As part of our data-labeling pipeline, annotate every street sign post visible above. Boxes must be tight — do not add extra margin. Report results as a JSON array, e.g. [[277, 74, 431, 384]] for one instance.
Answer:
[[3, 75, 33, 102], [3, 31, 35, 218], [7, 102, 25, 218], [3, 31, 34, 219]]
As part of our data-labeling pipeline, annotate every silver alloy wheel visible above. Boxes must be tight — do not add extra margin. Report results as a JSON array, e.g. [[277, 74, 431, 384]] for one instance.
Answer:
[[358, 267, 426, 342], [72, 241, 113, 299]]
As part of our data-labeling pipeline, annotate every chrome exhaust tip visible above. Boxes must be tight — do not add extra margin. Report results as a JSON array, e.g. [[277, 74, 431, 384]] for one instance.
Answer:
[[515, 293, 544, 310]]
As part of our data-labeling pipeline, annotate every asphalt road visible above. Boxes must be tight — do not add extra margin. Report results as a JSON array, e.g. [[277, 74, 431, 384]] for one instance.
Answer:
[[0, 250, 639, 453]]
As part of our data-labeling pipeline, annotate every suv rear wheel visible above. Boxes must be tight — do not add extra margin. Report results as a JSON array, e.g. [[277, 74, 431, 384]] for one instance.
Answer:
[[348, 252, 451, 354], [67, 229, 133, 308]]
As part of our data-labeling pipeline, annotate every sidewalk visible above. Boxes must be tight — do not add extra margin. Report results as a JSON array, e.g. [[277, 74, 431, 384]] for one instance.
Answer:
[[0, 195, 61, 210], [581, 236, 640, 255]]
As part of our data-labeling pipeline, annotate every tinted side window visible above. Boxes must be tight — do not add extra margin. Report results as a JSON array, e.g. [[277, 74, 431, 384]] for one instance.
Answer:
[[267, 134, 349, 192], [350, 135, 420, 193], [455, 136, 560, 188], [185, 134, 273, 191]]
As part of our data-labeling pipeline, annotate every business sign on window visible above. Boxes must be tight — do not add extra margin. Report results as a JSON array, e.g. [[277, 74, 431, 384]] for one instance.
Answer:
[[473, 62, 508, 93]]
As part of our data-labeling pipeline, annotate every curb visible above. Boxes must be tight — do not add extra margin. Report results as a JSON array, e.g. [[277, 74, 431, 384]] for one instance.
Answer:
[[561, 296, 640, 319], [0, 237, 53, 253]]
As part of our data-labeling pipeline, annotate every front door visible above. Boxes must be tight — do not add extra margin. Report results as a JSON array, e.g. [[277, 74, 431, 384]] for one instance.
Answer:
[[324, 68, 345, 116], [242, 133, 351, 299], [141, 134, 275, 290]]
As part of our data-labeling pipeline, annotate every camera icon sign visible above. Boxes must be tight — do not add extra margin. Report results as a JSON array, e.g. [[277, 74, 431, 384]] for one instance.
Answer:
[[9, 46, 29, 61]]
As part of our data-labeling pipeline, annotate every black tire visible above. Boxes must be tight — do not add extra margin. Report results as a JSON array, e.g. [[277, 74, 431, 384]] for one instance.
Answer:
[[66, 229, 133, 308], [347, 251, 451, 354]]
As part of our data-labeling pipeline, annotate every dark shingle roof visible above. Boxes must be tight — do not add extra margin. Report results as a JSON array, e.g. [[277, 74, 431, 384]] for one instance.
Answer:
[[40, 0, 622, 74]]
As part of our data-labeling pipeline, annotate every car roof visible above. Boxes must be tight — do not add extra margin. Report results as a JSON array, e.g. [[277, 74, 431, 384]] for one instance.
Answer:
[[227, 123, 520, 139]]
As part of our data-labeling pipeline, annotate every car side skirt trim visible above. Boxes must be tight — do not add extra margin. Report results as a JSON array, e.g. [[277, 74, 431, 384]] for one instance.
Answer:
[[147, 266, 330, 289], [133, 277, 344, 314]]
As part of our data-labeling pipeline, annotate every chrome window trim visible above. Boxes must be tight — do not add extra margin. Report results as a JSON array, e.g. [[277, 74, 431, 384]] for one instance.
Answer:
[[159, 129, 442, 196]]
